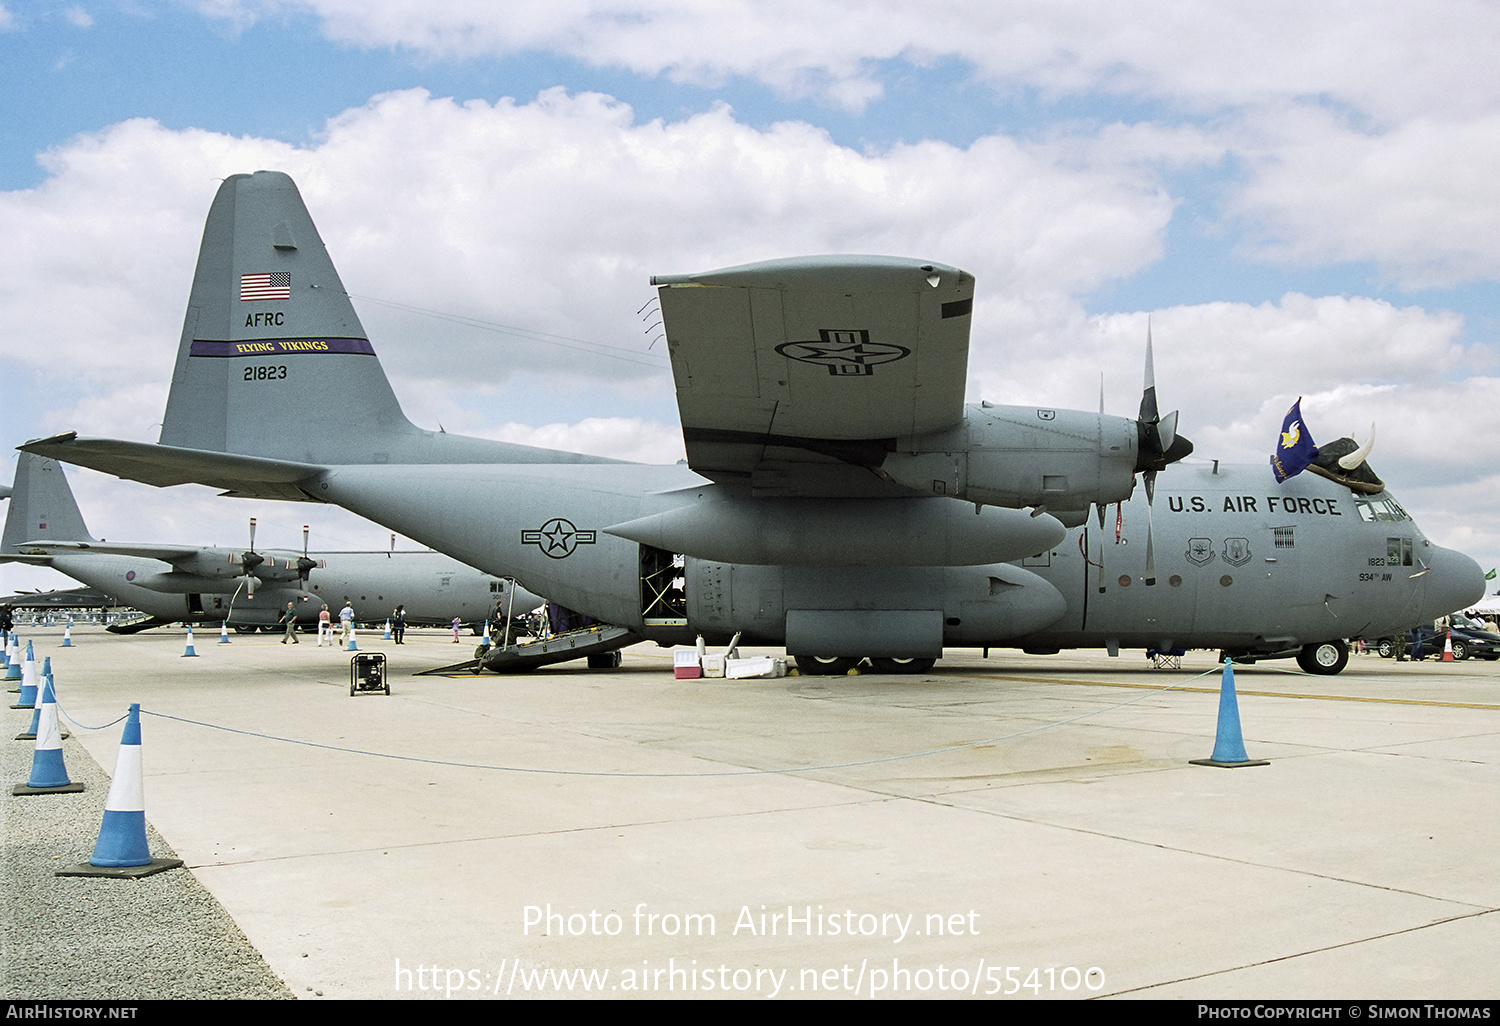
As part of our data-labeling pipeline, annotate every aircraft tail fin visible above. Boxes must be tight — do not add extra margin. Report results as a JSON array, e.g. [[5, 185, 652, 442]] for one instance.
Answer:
[[155, 171, 616, 468], [2, 454, 96, 555], [159, 171, 421, 462]]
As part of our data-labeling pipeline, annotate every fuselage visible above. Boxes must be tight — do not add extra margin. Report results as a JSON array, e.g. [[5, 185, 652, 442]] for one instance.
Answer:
[[309, 458, 1482, 657], [46, 550, 539, 628]]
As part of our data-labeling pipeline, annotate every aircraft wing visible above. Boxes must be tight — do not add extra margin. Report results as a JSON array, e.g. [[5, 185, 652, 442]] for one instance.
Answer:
[[18, 540, 207, 562], [652, 256, 974, 482], [18, 433, 323, 501]]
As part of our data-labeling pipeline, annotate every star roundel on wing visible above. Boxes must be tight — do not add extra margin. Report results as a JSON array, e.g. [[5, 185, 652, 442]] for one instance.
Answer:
[[775, 329, 911, 376], [520, 518, 598, 559]]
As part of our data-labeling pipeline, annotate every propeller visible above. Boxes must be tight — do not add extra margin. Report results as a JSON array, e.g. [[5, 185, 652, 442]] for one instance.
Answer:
[[1133, 329, 1194, 586], [296, 524, 318, 583], [240, 517, 264, 597]]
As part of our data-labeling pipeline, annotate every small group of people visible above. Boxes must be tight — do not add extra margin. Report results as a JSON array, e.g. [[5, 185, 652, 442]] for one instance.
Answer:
[[290, 598, 357, 647]]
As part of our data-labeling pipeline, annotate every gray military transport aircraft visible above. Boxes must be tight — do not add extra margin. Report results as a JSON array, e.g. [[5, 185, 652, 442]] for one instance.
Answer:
[[20, 171, 1484, 674], [1, 452, 541, 633]]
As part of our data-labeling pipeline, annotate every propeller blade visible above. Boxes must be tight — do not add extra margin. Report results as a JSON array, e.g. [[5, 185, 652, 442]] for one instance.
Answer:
[[1139, 325, 1159, 425], [1143, 470, 1158, 586], [1096, 503, 1107, 593], [1133, 330, 1193, 471], [1155, 409, 1178, 456], [240, 516, 265, 575]]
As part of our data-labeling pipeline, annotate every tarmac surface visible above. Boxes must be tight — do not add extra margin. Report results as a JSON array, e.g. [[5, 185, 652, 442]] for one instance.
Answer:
[[3, 623, 1498, 1000]]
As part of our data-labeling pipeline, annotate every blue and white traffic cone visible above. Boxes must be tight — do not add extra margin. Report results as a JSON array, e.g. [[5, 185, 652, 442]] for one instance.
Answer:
[[5, 637, 20, 681], [57, 703, 183, 878], [482, 620, 492, 646], [61, 622, 73, 647], [346, 626, 358, 652], [14, 648, 39, 709], [13, 675, 83, 794], [182, 626, 198, 658], [219, 621, 231, 644], [16, 669, 56, 740], [1191, 657, 1269, 769], [90, 704, 151, 866], [383, 619, 392, 640]]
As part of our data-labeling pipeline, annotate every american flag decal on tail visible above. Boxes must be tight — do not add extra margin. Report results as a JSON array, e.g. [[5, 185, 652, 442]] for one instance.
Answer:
[[240, 272, 291, 301]]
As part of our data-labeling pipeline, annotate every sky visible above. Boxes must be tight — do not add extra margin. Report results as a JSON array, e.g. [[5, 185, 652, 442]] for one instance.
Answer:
[[1, 0, 1498, 599]]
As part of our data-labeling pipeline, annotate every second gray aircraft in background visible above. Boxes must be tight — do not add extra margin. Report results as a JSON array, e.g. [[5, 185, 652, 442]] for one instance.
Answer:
[[1, 453, 541, 634]]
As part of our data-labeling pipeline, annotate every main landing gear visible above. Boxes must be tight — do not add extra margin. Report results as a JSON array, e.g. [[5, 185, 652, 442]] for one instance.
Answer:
[[793, 655, 938, 676], [1295, 639, 1349, 676]]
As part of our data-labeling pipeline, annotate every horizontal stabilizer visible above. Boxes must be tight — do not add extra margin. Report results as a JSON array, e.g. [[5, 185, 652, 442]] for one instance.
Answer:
[[20, 433, 323, 501], [18, 540, 206, 562]]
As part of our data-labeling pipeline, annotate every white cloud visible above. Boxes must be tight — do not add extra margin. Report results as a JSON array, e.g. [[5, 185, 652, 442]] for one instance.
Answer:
[[180, 3, 1500, 292], [0, 88, 1179, 430], [63, 6, 93, 28], [1226, 107, 1500, 288], [195, 2, 1500, 121]]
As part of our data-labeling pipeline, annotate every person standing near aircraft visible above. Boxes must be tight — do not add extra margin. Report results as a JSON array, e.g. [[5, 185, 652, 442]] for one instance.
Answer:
[[392, 604, 406, 645], [317, 603, 331, 646], [339, 600, 354, 647], [451, 616, 462, 643], [280, 601, 300, 644]]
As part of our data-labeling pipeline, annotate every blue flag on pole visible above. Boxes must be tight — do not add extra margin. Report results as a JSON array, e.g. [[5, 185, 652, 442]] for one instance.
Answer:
[[1270, 398, 1319, 482]]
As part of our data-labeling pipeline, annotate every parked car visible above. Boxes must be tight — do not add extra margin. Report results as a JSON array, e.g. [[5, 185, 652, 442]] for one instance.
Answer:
[[1373, 617, 1500, 661]]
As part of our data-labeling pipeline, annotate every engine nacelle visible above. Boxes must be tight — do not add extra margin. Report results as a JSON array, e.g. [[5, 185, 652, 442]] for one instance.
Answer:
[[606, 495, 1066, 567], [879, 403, 1139, 517]]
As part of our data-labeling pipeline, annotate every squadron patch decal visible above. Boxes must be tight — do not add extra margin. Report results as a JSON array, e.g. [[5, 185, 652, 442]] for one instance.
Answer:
[[1186, 538, 1215, 566], [1223, 537, 1252, 566]]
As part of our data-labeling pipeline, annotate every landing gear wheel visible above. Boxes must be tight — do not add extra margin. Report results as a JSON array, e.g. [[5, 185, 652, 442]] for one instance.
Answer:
[[793, 655, 860, 676], [1297, 640, 1348, 675], [868, 656, 937, 675]]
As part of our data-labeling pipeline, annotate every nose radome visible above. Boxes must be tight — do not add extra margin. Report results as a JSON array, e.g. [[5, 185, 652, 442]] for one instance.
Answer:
[[1421, 545, 1485, 620]]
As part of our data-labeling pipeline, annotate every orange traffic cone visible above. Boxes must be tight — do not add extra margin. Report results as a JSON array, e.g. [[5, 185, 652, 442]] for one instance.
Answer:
[[1442, 632, 1455, 662]]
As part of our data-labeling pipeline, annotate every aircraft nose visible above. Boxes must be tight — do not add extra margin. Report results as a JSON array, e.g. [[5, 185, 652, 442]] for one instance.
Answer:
[[1420, 544, 1485, 619]]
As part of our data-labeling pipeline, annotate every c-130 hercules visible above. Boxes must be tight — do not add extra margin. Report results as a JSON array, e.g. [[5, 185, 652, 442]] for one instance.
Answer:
[[23, 171, 1483, 675]]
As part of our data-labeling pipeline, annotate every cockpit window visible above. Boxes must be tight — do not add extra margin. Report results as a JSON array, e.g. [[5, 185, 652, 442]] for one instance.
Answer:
[[1357, 497, 1408, 522], [1387, 537, 1413, 567]]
